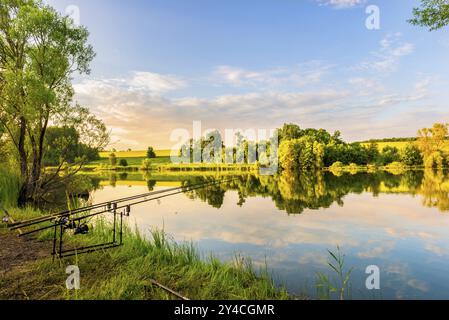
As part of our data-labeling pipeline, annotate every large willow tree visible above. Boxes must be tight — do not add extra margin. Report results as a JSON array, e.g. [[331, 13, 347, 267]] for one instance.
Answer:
[[0, 0, 108, 204]]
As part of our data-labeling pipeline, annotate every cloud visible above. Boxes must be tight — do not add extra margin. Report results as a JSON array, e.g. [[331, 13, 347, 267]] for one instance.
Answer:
[[128, 71, 186, 93], [213, 62, 331, 89], [75, 71, 186, 96], [316, 0, 366, 9], [358, 33, 414, 73]]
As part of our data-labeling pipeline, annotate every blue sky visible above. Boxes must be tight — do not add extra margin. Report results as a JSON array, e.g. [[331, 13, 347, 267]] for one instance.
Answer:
[[45, 0, 449, 149]]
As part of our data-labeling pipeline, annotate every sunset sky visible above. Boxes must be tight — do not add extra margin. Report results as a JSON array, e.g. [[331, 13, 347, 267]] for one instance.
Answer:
[[45, 0, 449, 150]]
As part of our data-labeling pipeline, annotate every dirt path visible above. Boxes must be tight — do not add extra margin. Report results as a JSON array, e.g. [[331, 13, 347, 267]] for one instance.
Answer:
[[0, 230, 52, 275]]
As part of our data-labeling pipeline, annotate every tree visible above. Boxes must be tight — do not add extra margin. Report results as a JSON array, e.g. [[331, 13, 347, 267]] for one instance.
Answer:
[[146, 146, 156, 159], [417, 123, 448, 157], [278, 123, 302, 142], [0, 1, 108, 204], [365, 142, 380, 164], [401, 143, 424, 166], [42, 126, 101, 166], [380, 146, 401, 165], [410, 0, 449, 31], [119, 159, 128, 167], [109, 153, 117, 166]]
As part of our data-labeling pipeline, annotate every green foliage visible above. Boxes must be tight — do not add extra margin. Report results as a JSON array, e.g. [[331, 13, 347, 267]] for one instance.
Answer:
[[277, 123, 303, 142], [279, 137, 325, 171], [417, 123, 449, 168], [147, 147, 156, 159], [409, 0, 449, 31], [43, 126, 100, 166], [380, 146, 401, 165], [324, 143, 368, 166], [366, 142, 380, 164], [0, 168, 20, 208], [401, 144, 424, 166], [119, 159, 129, 167]]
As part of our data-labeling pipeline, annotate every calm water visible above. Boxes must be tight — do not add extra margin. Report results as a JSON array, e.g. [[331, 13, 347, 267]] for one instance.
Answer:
[[86, 170, 449, 299]]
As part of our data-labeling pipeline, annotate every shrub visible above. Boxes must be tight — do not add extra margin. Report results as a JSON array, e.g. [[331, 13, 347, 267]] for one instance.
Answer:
[[119, 159, 128, 167]]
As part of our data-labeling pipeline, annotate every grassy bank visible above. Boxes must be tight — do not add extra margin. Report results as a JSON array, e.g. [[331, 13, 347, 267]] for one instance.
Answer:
[[1, 222, 289, 300], [0, 196, 290, 300]]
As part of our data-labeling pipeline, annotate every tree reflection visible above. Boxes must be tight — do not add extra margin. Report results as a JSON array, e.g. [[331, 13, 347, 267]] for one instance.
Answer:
[[180, 170, 449, 214]]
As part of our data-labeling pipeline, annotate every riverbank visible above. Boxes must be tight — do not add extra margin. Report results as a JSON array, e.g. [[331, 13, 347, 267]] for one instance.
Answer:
[[0, 207, 290, 300]]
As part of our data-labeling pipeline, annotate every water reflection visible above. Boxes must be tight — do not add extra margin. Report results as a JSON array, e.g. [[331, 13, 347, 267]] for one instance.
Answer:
[[86, 169, 449, 299]]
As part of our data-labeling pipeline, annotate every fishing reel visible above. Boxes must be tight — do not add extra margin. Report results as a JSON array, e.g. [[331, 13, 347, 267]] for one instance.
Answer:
[[2, 216, 9, 224], [74, 224, 89, 235], [58, 216, 90, 236]]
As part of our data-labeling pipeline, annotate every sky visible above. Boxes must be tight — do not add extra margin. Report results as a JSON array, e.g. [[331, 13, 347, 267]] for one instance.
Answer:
[[44, 0, 449, 150]]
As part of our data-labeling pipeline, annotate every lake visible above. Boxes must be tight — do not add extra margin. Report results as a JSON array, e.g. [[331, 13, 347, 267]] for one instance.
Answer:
[[85, 169, 449, 299]]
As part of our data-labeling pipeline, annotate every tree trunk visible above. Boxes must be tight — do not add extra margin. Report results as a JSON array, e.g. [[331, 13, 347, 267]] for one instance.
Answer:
[[17, 117, 28, 206]]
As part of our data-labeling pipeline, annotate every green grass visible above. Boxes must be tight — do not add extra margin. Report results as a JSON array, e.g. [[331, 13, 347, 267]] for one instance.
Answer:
[[0, 168, 20, 208]]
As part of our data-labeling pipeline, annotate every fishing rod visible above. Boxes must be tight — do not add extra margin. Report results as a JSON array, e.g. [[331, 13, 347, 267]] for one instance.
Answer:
[[10, 179, 228, 228], [17, 178, 237, 237], [11, 178, 237, 230]]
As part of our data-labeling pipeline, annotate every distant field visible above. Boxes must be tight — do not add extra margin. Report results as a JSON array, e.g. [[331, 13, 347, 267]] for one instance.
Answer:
[[362, 141, 411, 151], [99, 150, 171, 158], [362, 141, 449, 152], [93, 150, 172, 166]]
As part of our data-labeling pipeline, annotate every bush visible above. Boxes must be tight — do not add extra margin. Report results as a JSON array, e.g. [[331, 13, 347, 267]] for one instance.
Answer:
[[119, 159, 128, 167]]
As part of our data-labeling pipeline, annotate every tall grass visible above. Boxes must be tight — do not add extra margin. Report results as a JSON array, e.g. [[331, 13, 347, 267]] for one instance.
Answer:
[[0, 168, 20, 208], [315, 246, 353, 300]]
